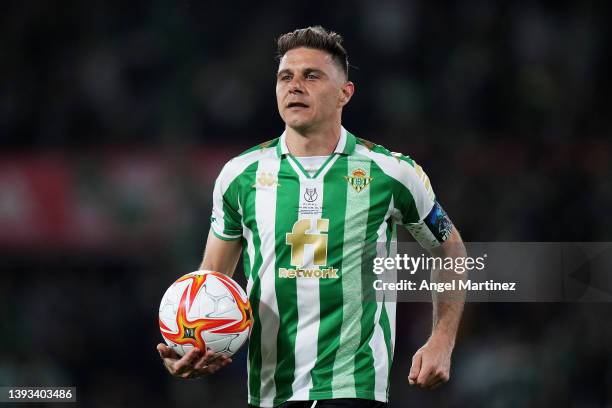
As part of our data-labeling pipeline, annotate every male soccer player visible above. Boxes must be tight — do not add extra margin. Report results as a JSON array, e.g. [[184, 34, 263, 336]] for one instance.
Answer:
[[157, 26, 466, 408]]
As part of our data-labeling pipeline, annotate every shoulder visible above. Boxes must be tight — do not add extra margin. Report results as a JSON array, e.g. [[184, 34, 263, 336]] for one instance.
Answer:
[[216, 138, 280, 186], [355, 137, 416, 164], [353, 136, 434, 199], [236, 138, 280, 157], [353, 136, 417, 174]]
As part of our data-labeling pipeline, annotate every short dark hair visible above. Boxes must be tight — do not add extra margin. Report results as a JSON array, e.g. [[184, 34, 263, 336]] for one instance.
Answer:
[[276, 26, 349, 78]]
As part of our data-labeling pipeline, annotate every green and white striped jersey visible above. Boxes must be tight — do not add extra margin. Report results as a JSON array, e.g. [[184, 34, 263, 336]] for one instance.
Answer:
[[210, 127, 450, 407]]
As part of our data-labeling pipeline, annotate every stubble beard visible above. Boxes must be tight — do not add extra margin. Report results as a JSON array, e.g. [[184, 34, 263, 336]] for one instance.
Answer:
[[284, 111, 317, 134]]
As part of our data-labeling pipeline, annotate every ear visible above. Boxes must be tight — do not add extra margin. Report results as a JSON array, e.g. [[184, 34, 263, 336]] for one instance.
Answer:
[[338, 81, 355, 108]]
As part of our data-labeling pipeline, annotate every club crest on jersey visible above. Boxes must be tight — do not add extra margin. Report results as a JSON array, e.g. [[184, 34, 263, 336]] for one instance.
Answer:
[[344, 168, 373, 193], [253, 172, 280, 188]]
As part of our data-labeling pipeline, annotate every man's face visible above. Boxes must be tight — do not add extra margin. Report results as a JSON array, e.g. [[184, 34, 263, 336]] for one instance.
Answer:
[[276, 47, 353, 132]]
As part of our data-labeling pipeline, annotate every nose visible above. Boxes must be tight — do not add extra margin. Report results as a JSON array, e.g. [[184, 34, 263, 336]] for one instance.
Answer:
[[288, 78, 304, 94]]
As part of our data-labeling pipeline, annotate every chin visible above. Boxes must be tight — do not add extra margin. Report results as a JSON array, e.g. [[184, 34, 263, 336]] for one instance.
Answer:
[[284, 116, 312, 131], [287, 121, 314, 133]]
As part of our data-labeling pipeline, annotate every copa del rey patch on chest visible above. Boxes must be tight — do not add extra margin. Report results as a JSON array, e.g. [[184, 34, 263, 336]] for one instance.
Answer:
[[344, 168, 373, 193]]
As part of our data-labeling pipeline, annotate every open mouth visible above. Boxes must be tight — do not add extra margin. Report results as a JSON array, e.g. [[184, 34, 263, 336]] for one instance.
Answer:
[[287, 102, 309, 108]]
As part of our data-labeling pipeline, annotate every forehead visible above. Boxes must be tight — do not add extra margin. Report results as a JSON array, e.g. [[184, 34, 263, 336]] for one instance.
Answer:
[[278, 47, 336, 72]]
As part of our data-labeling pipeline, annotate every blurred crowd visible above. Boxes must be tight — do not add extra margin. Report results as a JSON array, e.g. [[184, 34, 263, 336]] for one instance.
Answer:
[[1, 0, 611, 407]]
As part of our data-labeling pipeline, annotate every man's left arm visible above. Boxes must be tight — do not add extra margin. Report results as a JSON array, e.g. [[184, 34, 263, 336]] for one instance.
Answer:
[[408, 225, 467, 389]]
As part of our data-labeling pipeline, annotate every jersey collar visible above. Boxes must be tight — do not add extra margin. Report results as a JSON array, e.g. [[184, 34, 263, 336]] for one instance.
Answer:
[[276, 126, 356, 158]]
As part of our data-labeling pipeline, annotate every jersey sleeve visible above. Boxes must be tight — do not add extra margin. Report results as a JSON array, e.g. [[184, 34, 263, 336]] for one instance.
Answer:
[[210, 161, 243, 241], [392, 156, 453, 249]]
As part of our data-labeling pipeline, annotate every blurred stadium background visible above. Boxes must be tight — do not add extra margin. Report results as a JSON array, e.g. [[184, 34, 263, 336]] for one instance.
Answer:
[[1, 1, 611, 406]]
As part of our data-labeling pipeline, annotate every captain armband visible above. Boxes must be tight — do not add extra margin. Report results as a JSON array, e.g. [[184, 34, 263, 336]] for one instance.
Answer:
[[405, 201, 453, 249]]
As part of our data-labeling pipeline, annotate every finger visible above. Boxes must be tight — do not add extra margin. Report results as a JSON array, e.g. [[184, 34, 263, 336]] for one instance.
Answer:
[[428, 371, 450, 389], [431, 370, 450, 388], [194, 355, 208, 370], [157, 343, 178, 359], [175, 348, 202, 374], [211, 356, 233, 370], [181, 370, 205, 380], [416, 363, 434, 387], [408, 352, 422, 385], [429, 380, 444, 390], [189, 361, 221, 377], [196, 356, 234, 375], [196, 354, 233, 371], [194, 353, 219, 370], [204, 352, 232, 367], [183, 348, 203, 366], [422, 367, 449, 388]]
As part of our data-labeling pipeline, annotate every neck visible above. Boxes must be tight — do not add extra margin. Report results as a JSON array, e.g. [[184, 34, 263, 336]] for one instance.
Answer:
[[285, 122, 342, 157]]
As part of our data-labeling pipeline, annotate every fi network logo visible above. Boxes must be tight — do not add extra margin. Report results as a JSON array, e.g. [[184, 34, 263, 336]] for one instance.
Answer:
[[280, 218, 338, 279]]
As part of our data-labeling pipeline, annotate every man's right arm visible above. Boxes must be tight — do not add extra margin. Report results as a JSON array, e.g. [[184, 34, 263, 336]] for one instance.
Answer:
[[158, 155, 245, 378]]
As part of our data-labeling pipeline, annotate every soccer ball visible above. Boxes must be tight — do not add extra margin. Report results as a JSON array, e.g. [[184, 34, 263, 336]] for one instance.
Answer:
[[159, 271, 252, 357]]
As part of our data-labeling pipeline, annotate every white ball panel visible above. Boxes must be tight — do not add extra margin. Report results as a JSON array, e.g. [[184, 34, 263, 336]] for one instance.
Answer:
[[202, 331, 229, 342], [204, 336, 233, 353], [214, 296, 240, 319], [204, 277, 230, 297], [228, 328, 250, 354], [187, 284, 216, 321], [159, 280, 191, 332]]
